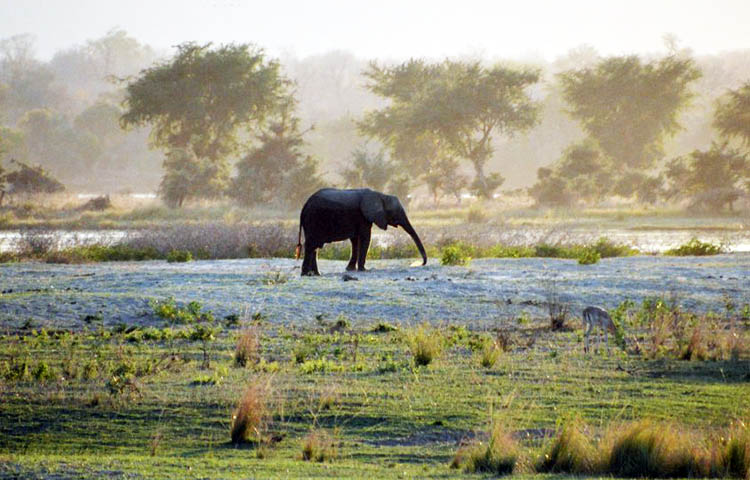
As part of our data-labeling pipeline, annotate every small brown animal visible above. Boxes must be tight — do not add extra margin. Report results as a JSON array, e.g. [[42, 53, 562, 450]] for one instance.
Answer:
[[582, 306, 616, 354]]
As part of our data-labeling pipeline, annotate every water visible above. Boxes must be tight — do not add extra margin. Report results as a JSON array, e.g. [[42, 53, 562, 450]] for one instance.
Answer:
[[0, 230, 128, 253]]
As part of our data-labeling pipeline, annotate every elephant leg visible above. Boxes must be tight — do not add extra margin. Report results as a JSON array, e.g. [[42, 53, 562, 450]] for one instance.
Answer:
[[357, 229, 371, 271], [310, 247, 320, 276], [302, 244, 320, 276], [346, 237, 358, 271]]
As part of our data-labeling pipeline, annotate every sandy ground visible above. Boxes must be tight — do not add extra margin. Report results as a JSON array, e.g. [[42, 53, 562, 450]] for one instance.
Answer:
[[1, 254, 748, 330]]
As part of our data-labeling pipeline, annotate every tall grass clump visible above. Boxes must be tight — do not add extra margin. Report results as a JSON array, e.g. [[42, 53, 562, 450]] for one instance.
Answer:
[[234, 328, 261, 367], [537, 419, 599, 474], [230, 380, 271, 444], [406, 324, 444, 367], [605, 420, 702, 478], [721, 423, 750, 479], [665, 238, 725, 256], [301, 429, 338, 462], [478, 338, 503, 368], [452, 423, 518, 475]]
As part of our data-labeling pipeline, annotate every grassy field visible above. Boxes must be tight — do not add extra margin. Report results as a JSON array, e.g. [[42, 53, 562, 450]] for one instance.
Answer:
[[1, 195, 749, 478], [1, 296, 748, 479]]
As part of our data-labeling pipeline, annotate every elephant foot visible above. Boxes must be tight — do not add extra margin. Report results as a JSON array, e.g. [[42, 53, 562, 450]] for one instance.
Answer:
[[357, 267, 370, 272], [345, 264, 357, 271], [301, 270, 319, 277]]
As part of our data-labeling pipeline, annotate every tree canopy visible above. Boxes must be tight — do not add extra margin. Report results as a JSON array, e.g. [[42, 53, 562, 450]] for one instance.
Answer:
[[664, 142, 747, 211], [232, 97, 323, 208], [361, 59, 540, 199], [121, 42, 287, 161], [714, 81, 750, 147], [558, 54, 701, 169]]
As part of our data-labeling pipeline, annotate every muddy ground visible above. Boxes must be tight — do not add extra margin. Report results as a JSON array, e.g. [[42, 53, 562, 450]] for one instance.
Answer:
[[1, 254, 747, 330]]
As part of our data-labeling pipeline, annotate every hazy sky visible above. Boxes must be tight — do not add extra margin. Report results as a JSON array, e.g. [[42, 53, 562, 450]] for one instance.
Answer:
[[2, 0, 749, 61]]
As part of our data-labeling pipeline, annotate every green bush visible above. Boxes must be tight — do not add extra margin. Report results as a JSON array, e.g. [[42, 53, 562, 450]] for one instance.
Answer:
[[166, 249, 193, 263], [592, 237, 638, 257], [577, 248, 601, 265], [665, 238, 724, 256], [441, 244, 472, 266]]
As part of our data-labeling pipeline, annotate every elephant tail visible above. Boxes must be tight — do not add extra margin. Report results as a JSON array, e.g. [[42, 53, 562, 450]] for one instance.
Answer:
[[295, 217, 303, 260]]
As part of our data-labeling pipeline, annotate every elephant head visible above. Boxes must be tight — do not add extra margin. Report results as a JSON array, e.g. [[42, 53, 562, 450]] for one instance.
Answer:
[[361, 190, 427, 265]]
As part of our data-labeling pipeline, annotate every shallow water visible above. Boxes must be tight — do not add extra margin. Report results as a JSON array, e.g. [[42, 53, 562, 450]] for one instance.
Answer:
[[1, 255, 747, 330]]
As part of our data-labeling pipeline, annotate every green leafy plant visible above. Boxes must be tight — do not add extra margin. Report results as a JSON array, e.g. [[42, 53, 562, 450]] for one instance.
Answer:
[[577, 248, 601, 265], [406, 324, 444, 367], [665, 238, 724, 256], [166, 249, 193, 263]]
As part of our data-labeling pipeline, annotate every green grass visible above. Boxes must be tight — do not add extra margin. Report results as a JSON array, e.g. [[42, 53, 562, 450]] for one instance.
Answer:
[[1, 309, 749, 479]]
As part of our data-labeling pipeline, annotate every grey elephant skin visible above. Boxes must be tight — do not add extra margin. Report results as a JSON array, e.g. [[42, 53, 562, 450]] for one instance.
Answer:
[[296, 188, 427, 276]]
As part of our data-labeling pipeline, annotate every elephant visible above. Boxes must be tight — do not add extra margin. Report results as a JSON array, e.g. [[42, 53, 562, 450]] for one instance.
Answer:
[[296, 188, 427, 276]]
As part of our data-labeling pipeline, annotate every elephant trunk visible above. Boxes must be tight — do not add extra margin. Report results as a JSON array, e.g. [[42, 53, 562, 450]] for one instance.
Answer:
[[400, 219, 428, 266]]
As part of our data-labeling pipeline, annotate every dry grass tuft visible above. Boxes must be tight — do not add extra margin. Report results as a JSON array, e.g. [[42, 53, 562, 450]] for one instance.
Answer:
[[234, 328, 261, 368], [230, 379, 272, 445], [452, 423, 518, 475], [537, 418, 599, 474], [605, 420, 703, 478], [301, 429, 338, 462]]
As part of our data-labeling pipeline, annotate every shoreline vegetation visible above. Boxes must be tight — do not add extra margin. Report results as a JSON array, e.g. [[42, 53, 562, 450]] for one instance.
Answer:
[[0, 195, 745, 264], [0, 225, 730, 265]]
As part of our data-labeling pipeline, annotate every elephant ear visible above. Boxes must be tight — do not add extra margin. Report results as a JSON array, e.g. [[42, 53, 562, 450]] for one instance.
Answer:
[[361, 190, 388, 230]]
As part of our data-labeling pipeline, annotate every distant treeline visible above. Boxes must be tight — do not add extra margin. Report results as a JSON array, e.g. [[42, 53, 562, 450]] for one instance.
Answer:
[[0, 30, 749, 210]]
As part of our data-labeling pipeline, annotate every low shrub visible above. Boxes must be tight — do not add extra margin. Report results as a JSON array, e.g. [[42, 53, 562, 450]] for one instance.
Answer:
[[166, 249, 192, 263], [466, 204, 488, 224], [441, 243, 472, 266], [665, 238, 724, 256], [371, 322, 398, 333], [45, 245, 162, 263], [577, 248, 601, 265]]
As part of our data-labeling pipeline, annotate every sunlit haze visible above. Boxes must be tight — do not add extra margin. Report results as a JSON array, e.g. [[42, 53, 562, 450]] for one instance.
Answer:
[[2, 0, 749, 61]]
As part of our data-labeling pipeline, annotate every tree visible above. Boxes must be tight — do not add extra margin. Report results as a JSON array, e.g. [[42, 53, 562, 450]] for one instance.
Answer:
[[714, 81, 750, 147], [0, 34, 62, 122], [232, 97, 323, 208], [529, 141, 613, 206], [159, 147, 229, 208], [558, 54, 701, 169], [612, 170, 662, 205], [341, 147, 393, 191], [121, 43, 286, 162], [664, 142, 747, 211], [17, 108, 101, 184], [3, 159, 65, 195], [361, 59, 540, 199]]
